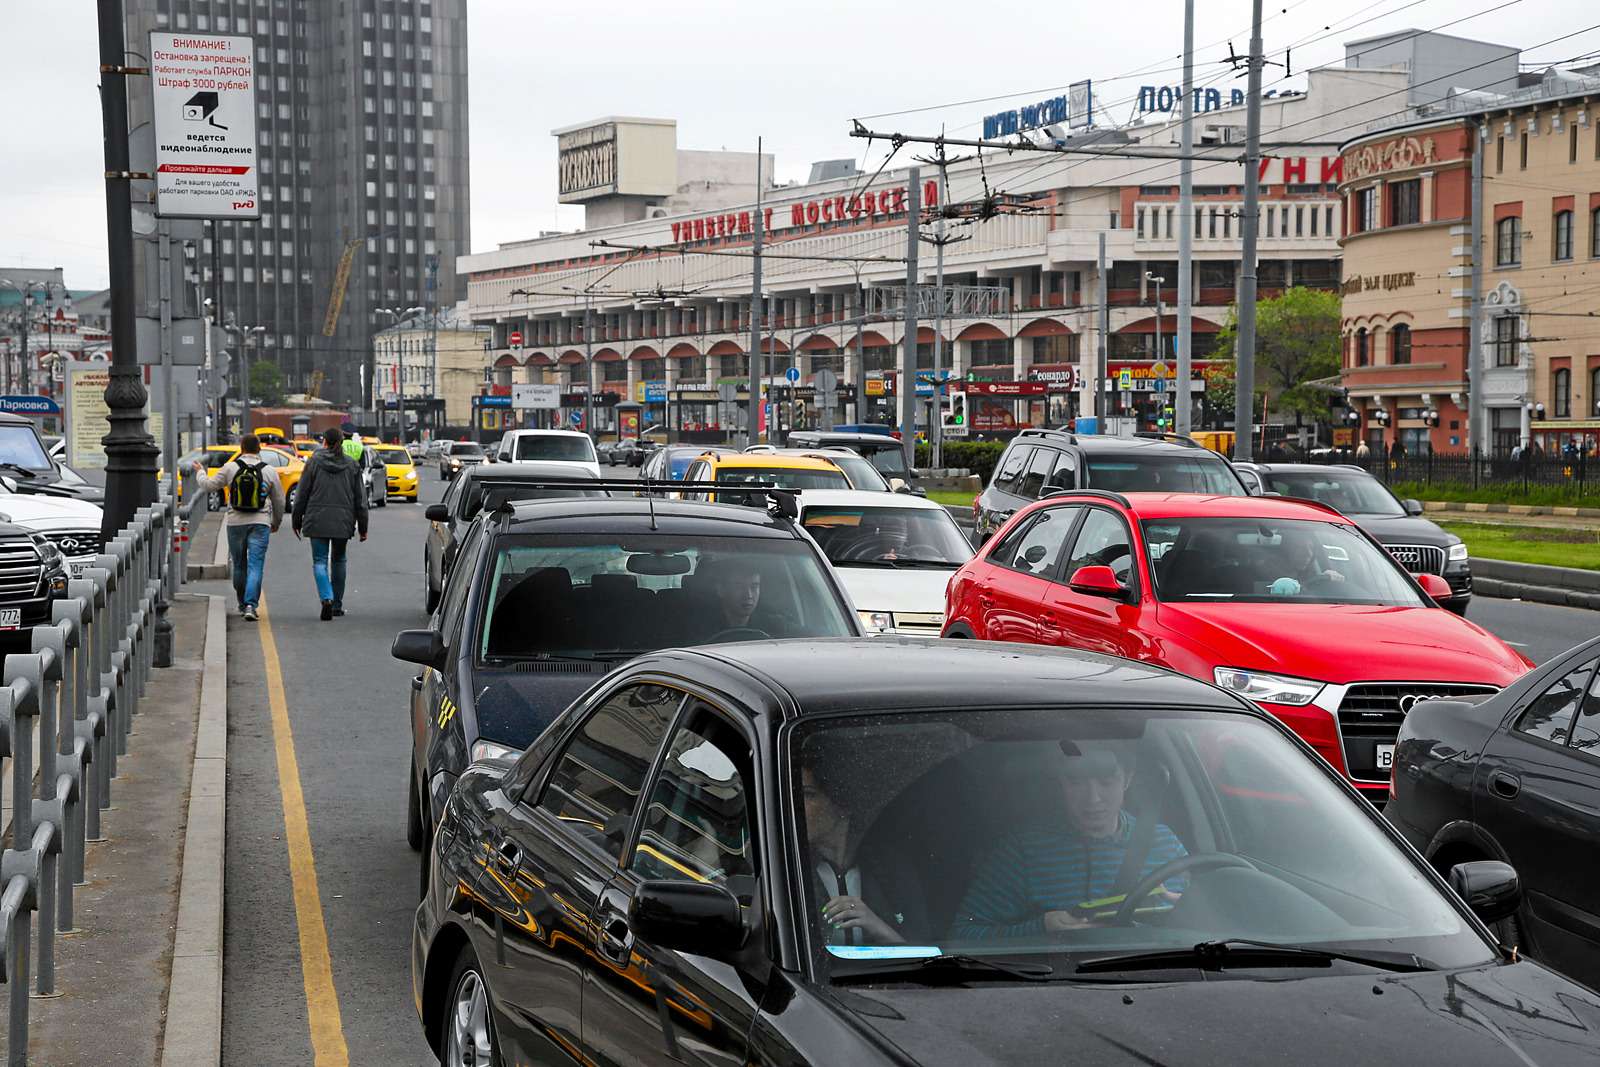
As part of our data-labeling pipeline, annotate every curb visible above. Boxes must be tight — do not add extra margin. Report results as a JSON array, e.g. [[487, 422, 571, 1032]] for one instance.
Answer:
[[161, 594, 226, 1067], [1423, 500, 1600, 519], [186, 513, 228, 581]]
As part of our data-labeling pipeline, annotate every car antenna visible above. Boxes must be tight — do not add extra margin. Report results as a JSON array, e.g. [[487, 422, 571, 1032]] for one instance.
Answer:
[[645, 479, 657, 530]]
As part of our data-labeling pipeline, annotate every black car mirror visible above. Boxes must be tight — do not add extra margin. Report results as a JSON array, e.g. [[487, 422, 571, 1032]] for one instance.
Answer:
[[1448, 860, 1521, 925], [627, 551, 692, 576], [391, 628, 446, 671], [1403, 498, 1424, 516], [629, 880, 746, 958], [424, 503, 449, 522]]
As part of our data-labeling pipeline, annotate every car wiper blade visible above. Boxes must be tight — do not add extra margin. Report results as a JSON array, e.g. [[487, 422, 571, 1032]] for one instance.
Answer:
[[832, 953, 1056, 985], [482, 652, 609, 664], [0, 464, 39, 480], [1074, 939, 1431, 975]]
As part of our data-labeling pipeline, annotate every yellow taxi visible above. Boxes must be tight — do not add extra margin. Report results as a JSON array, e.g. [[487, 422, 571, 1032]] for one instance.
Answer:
[[370, 443, 420, 502], [212, 443, 305, 508], [290, 438, 320, 459], [252, 425, 291, 446], [679, 451, 850, 505]]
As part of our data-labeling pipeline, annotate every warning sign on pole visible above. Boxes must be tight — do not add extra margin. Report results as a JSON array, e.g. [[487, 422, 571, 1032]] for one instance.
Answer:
[[150, 32, 259, 219]]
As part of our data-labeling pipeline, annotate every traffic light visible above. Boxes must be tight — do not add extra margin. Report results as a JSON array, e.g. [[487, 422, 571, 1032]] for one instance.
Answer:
[[943, 391, 969, 436]]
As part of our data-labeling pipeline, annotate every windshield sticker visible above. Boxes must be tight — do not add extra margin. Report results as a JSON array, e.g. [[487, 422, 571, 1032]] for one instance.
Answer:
[[825, 945, 942, 960]]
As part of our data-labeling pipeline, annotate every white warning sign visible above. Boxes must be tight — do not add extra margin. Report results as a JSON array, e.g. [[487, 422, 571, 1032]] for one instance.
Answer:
[[149, 32, 259, 219]]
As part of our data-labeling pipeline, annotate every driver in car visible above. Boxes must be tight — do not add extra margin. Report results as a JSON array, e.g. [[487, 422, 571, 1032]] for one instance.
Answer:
[[714, 560, 763, 629], [950, 746, 1187, 940], [1268, 527, 1346, 597]]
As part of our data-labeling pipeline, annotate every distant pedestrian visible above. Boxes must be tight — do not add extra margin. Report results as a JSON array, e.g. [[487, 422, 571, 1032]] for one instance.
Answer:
[[291, 427, 369, 621], [342, 431, 365, 462], [1355, 440, 1371, 460], [190, 434, 284, 622], [1389, 439, 1405, 461]]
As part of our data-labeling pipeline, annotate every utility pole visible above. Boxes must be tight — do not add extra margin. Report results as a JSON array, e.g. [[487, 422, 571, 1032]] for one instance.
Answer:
[[583, 296, 595, 439], [98, 0, 158, 541], [899, 167, 921, 469], [932, 187, 947, 467], [1467, 123, 1486, 455], [746, 138, 764, 447], [1232, 0, 1266, 462], [1176, 0, 1196, 436], [1096, 232, 1109, 424], [1148, 272, 1166, 430]]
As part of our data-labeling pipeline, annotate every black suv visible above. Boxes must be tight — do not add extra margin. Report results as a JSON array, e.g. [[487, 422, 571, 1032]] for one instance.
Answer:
[[1236, 462, 1472, 614], [0, 523, 70, 654], [391, 490, 862, 888], [973, 430, 1250, 542]]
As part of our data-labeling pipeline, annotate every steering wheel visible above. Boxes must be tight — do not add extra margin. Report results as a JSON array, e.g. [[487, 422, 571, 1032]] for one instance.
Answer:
[[706, 627, 771, 643], [1111, 852, 1258, 925], [898, 543, 944, 560]]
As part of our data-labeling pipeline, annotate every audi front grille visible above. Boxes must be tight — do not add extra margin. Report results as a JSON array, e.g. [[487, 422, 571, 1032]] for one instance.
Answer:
[[1337, 682, 1499, 782], [1386, 543, 1445, 575]]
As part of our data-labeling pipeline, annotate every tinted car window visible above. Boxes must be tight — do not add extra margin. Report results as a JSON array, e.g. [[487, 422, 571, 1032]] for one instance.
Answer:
[[991, 446, 1032, 493], [1515, 658, 1596, 745], [1086, 452, 1245, 495], [537, 684, 683, 861], [1013, 448, 1057, 500], [1262, 470, 1403, 516], [864, 446, 910, 478], [451, 443, 485, 457], [1576, 670, 1600, 752], [803, 506, 973, 567], [515, 435, 596, 463], [999, 506, 1079, 576], [1065, 508, 1134, 585], [630, 703, 756, 886]]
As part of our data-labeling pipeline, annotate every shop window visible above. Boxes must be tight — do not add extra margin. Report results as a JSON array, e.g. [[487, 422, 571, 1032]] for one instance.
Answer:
[[1388, 179, 1421, 226], [1354, 328, 1369, 367], [1390, 324, 1411, 366], [1493, 316, 1519, 367], [1555, 368, 1572, 418], [1554, 210, 1575, 261], [1495, 216, 1521, 266]]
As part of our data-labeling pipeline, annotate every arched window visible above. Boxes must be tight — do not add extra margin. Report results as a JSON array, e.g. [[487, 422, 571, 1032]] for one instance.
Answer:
[[1355, 328, 1369, 367], [1555, 368, 1572, 419], [1554, 210, 1575, 261], [1390, 324, 1412, 366], [1496, 216, 1521, 266]]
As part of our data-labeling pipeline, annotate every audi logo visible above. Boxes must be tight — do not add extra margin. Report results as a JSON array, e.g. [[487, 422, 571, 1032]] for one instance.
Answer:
[[1397, 693, 1436, 713]]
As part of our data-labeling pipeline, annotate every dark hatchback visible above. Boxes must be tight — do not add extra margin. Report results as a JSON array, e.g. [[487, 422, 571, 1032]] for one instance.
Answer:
[[1238, 462, 1472, 613], [1387, 634, 1600, 990], [412, 639, 1600, 1066], [392, 495, 860, 883]]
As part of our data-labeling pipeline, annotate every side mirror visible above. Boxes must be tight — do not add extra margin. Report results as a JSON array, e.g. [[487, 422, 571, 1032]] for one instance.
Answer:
[[629, 880, 746, 958], [497, 451, 511, 463], [1403, 498, 1424, 516], [889, 478, 910, 493], [391, 628, 446, 670], [1448, 860, 1521, 926], [1416, 572, 1452, 604], [424, 503, 450, 522], [1068, 564, 1129, 599]]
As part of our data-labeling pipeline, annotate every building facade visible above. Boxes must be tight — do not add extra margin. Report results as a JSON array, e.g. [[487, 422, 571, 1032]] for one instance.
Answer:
[[125, 0, 470, 410], [372, 301, 489, 434], [1338, 66, 1600, 455]]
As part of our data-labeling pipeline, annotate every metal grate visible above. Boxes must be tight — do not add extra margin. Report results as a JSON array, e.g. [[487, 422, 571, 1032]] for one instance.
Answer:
[[0, 538, 43, 599], [42, 529, 101, 559], [1385, 543, 1445, 575], [1338, 682, 1498, 782]]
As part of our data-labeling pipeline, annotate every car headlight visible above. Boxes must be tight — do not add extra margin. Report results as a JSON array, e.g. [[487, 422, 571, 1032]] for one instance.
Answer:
[[31, 535, 62, 570], [1213, 667, 1325, 707], [858, 610, 894, 634], [1447, 542, 1468, 561], [470, 739, 520, 763]]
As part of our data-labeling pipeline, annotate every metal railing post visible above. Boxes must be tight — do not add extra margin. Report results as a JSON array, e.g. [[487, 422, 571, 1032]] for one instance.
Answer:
[[63, 583, 101, 851]]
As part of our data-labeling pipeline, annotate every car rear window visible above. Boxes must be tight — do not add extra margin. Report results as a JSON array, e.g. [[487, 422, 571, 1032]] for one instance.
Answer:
[[1086, 452, 1246, 495], [514, 435, 596, 463], [459, 481, 607, 521]]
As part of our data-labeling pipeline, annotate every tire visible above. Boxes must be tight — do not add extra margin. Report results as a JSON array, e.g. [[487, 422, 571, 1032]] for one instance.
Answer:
[[418, 787, 433, 899], [1447, 599, 1469, 617], [425, 553, 440, 614], [406, 752, 424, 852], [285, 486, 297, 510], [439, 946, 501, 1067]]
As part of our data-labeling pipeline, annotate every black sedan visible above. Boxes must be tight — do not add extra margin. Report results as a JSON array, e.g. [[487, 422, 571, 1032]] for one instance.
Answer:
[[392, 492, 861, 890], [421, 462, 605, 612], [412, 638, 1600, 1066], [1236, 462, 1472, 613], [1387, 635, 1600, 990]]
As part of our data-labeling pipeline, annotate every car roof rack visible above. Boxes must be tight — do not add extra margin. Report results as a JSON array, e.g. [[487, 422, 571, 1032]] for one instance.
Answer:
[[1041, 487, 1131, 507], [1132, 432, 1204, 449], [491, 480, 800, 528], [1018, 427, 1077, 444]]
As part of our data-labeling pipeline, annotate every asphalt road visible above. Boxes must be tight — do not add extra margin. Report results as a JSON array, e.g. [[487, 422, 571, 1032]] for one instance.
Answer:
[[211, 459, 1600, 1064]]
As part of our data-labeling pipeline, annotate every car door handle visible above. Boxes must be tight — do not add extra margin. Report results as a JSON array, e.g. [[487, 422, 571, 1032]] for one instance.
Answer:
[[598, 912, 633, 965], [492, 839, 522, 877], [1488, 770, 1521, 800]]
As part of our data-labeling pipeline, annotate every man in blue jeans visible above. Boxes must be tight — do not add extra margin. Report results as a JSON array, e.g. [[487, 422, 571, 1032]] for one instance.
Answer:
[[291, 427, 369, 620], [190, 434, 285, 622]]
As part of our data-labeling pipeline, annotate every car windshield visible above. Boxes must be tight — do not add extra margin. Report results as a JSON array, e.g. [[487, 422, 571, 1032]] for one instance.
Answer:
[[793, 706, 1490, 981], [0, 425, 54, 472], [667, 452, 697, 478], [376, 448, 411, 465], [461, 481, 607, 521], [862, 445, 909, 478], [716, 466, 848, 491], [1086, 453, 1245, 495], [1142, 517, 1427, 606], [803, 506, 973, 567], [825, 455, 891, 492], [514, 435, 595, 463], [1262, 471, 1404, 517], [451, 443, 484, 457], [477, 533, 855, 662]]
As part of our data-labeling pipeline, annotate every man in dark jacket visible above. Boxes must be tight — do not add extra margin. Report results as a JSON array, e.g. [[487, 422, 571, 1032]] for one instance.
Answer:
[[291, 427, 370, 620]]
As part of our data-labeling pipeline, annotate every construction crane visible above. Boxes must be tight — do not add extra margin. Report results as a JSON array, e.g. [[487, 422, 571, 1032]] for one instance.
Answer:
[[321, 236, 362, 338]]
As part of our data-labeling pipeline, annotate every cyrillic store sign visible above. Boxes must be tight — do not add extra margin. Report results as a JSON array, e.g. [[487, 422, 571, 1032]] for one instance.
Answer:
[[982, 81, 1093, 138]]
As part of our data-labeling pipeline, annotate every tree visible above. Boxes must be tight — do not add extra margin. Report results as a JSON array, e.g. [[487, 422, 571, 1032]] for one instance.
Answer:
[[249, 359, 285, 407], [1209, 286, 1343, 420]]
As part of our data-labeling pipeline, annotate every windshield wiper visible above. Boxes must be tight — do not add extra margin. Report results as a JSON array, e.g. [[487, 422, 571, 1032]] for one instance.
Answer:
[[1074, 939, 1431, 976], [832, 953, 1056, 985], [0, 464, 39, 480], [481, 652, 610, 665], [834, 557, 957, 569]]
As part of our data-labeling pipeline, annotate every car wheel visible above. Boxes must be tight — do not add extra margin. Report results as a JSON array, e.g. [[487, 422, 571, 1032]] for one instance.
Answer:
[[285, 486, 297, 510], [418, 788, 433, 899], [406, 752, 424, 852], [425, 555, 440, 614], [440, 946, 501, 1067], [1447, 599, 1468, 617]]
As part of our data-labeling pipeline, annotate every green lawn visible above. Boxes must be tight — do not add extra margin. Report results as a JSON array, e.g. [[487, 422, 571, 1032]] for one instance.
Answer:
[[1438, 521, 1600, 571], [926, 489, 976, 509]]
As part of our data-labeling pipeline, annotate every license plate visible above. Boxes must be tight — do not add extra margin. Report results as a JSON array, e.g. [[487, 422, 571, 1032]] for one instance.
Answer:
[[69, 562, 87, 578], [1375, 743, 1396, 770], [0, 609, 21, 631]]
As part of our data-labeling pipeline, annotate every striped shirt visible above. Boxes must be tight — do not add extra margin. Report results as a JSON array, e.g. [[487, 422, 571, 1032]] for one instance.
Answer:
[[951, 813, 1187, 940]]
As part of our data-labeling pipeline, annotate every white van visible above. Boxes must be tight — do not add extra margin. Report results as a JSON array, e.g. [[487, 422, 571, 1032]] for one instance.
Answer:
[[493, 429, 601, 478]]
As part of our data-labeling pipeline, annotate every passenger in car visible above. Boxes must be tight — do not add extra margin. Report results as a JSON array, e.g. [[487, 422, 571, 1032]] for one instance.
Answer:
[[1268, 527, 1346, 597], [801, 753, 908, 946], [949, 746, 1186, 939]]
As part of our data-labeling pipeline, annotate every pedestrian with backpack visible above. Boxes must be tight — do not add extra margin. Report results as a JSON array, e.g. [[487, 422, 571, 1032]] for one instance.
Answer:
[[291, 426, 369, 621], [190, 434, 285, 622]]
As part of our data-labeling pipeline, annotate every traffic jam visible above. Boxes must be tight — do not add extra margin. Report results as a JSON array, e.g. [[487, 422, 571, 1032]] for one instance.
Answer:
[[395, 428, 1600, 1066]]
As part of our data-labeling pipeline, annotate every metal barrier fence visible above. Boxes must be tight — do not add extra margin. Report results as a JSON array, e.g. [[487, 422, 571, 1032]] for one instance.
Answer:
[[1307, 449, 1600, 498], [0, 475, 205, 1065]]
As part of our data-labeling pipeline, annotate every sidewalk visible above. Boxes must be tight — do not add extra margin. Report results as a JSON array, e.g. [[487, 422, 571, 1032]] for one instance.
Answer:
[[0, 594, 224, 1066], [1423, 501, 1600, 530]]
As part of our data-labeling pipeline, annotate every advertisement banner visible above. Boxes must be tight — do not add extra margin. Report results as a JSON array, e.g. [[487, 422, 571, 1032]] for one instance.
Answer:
[[149, 32, 259, 219], [512, 383, 560, 410]]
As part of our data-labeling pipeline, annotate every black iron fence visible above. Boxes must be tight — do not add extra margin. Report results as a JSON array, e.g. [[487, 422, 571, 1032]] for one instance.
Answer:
[[1306, 449, 1600, 497]]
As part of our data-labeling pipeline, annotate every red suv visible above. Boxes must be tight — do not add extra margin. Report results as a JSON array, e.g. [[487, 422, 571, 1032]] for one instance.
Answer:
[[943, 490, 1533, 801]]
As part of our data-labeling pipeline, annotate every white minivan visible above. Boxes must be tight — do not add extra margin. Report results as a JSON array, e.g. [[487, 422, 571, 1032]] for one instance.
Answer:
[[493, 430, 601, 478]]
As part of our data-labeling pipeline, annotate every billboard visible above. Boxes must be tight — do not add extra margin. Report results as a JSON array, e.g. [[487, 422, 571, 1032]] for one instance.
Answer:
[[149, 32, 259, 219], [553, 117, 677, 204], [512, 383, 560, 410]]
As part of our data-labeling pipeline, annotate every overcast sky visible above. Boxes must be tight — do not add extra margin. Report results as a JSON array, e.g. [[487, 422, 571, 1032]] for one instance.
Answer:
[[2, 0, 1589, 290]]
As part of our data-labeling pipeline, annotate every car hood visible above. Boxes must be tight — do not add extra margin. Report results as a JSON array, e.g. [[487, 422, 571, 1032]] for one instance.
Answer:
[[471, 665, 616, 750], [0, 495, 102, 526], [1348, 513, 1459, 548], [823, 962, 1600, 1066], [833, 565, 955, 616], [1154, 602, 1530, 684]]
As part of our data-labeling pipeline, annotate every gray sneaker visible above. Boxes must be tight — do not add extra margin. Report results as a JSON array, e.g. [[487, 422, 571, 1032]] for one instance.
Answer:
[[242, 605, 259, 622]]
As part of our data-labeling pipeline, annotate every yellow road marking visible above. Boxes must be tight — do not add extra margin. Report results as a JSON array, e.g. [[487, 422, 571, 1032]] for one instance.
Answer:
[[259, 599, 351, 1066]]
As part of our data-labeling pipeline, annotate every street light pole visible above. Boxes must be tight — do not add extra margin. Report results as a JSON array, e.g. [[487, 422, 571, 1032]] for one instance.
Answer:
[[1147, 272, 1166, 430], [375, 306, 424, 443], [225, 322, 264, 436]]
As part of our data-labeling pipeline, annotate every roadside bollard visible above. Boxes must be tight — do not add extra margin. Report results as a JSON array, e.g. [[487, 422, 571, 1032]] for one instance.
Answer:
[[82, 565, 117, 794], [65, 582, 104, 848], [7, 652, 64, 997], [53, 596, 95, 892]]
